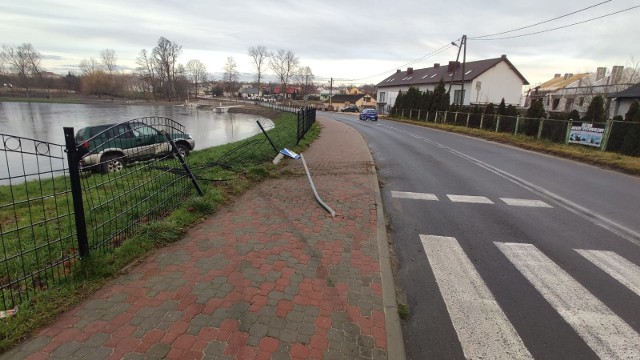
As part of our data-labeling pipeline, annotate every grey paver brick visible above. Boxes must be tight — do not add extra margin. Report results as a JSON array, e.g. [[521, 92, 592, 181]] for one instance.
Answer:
[[146, 343, 171, 359], [203, 341, 227, 357]]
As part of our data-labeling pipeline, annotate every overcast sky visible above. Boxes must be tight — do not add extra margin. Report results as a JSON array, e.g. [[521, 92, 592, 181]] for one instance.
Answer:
[[1, 0, 638, 88]]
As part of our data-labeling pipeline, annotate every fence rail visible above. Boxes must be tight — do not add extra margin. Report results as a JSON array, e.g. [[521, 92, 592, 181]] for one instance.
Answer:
[[1, 117, 201, 309], [392, 109, 640, 155]]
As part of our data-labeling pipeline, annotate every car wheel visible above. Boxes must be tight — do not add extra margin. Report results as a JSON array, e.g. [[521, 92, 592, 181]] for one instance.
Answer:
[[101, 154, 125, 173], [176, 143, 190, 158]]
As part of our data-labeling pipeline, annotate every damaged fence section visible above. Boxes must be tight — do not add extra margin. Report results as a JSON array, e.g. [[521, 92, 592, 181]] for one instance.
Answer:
[[1, 117, 201, 309]]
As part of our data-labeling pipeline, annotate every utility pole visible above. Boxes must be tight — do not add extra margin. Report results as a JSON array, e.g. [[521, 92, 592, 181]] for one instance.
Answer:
[[448, 37, 463, 97], [329, 77, 333, 110], [461, 35, 467, 106]]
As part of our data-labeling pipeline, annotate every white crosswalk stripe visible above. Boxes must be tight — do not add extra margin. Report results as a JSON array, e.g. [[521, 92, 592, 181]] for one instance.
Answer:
[[420, 235, 532, 359], [500, 198, 552, 208], [390, 191, 438, 200], [446, 194, 494, 204], [497, 242, 640, 359], [576, 249, 640, 297], [391, 191, 553, 208]]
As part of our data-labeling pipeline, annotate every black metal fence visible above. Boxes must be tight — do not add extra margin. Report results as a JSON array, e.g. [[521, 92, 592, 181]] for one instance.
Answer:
[[256, 102, 316, 145], [296, 107, 316, 144], [1, 117, 201, 310], [393, 109, 640, 154], [1, 134, 76, 310]]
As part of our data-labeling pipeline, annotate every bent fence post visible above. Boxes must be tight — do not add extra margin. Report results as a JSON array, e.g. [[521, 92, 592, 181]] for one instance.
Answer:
[[63, 127, 90, 258], [164, 132, 204, 196], [257, 120, 279, 155]]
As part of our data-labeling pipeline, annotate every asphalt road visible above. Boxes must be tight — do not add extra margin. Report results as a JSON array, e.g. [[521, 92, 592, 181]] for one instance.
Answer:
[[321, 111, 640, 360]]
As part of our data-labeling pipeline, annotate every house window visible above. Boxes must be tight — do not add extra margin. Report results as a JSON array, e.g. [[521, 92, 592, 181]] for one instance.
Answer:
[[454, 90, 465, 104], [379, 92, 386, 103], [565, 98, 574, 112], [578, 97, 584, 106], [552, 99, 560, 110]]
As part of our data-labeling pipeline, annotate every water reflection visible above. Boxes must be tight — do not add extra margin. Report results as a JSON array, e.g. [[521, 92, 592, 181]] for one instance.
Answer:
[[0, 102, 273, 184]]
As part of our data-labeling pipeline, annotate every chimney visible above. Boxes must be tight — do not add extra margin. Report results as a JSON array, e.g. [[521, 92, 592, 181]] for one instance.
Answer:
[[563, 73, 569, 80], [554, 74, 561, 78], [407, 67, 413, 75], [434, 63, 440, 68], [596, 67, 606, 82], [396, 69, 401, 73], [447, 61, 460, 72], [610, 65, 624, 84], [501, 54, 507, 60]]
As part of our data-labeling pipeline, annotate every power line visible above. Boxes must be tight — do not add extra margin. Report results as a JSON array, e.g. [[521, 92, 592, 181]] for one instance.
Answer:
[[333, 42, 457, 83], [470, 0, 612, 39], [470, 5, 640, 41]]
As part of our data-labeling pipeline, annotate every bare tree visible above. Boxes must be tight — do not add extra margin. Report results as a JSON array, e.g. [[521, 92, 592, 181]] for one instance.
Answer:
[[152, 36, 182, 100], [269, 49, 299, 99], [248, 45, 269, 95], [101, 49, 117, 74], [300, 66, 314, 96], [1, 43, 43, 98], [79, 57, 102, 76], [222, 56, 239, 95], [136, 49, 157, 99], [185, 59, 207, 98]]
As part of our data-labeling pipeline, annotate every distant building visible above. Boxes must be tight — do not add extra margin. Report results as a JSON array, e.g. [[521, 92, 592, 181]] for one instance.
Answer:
[[324, 94, 377, 111], [376, 55, 528, 111], [525, 65, 638, 116], [608, 83, 640, 118]]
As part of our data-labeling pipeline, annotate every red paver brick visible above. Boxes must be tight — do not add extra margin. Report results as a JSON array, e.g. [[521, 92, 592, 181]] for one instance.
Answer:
[[291, 343, 311, 359], [315, 316, 332, 330], [258, 337, 279, 352], [236, 345, 258, 360], [310, 334, 329, 350], [180, 350, 203, 360], [111, 312, 134, 326], [141, 328, 165, 344], [24, 352, 50, 360], [372, 326, 387, 348], [192, 339, 208, 352], [53, 327, 82, 343], [173, 333, 197, 350], [198, 327, 220, 341], [166, 348, 184, 359], [161, 321, 190, 344]]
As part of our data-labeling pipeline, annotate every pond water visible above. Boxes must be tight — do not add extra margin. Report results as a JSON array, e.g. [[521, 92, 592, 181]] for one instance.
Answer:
[[0, 102, 272, 150], [0, 102, 273, 184]]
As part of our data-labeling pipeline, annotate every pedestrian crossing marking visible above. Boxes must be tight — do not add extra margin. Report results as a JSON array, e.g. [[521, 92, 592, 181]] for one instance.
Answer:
[[391, 191, 438, 201], [500, 198, 552, 208], [496, 242, 640, 359], [420, 235, 533, 359], [446, 195, 494, 204], [576, 249, 640, 297]]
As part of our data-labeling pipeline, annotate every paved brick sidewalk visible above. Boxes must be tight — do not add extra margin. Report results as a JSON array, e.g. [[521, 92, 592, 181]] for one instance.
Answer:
[[2, 116, 403, 359]]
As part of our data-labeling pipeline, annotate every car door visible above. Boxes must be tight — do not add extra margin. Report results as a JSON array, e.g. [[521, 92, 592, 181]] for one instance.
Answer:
[[128, 123, 163, 159]]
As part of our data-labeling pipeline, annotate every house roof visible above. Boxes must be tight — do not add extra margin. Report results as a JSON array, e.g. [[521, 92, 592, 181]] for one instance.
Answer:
[[537, 73, 589, 92], [325, 94, 364, 103], [274, 86, 298, 94], [609, 83, 640, 99], [377, 55, 529, 88]]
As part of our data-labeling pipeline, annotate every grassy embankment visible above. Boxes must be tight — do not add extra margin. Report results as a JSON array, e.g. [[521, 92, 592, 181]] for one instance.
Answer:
[[388, 117, 640, 176], [0, 106, 321, 352]]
